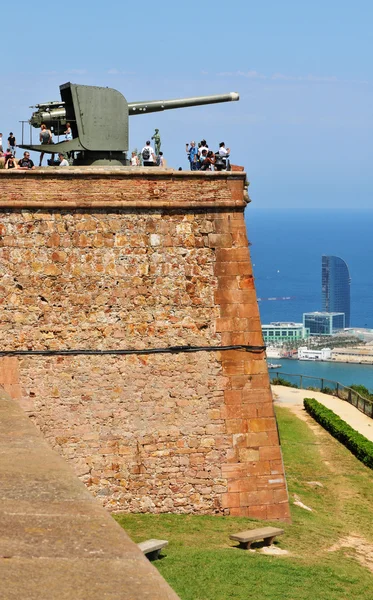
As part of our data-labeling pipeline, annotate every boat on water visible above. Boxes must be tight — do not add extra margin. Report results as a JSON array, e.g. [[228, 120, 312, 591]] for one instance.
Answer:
[[268, 363, 282, 369]]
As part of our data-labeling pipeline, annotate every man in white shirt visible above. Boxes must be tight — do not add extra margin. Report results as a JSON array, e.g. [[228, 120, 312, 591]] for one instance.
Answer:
[[218, 142, 230, 156], [141, 141, 156, 166], [215, 142, 231, 171], [198, 139, 209, 157], [58, 153, 69, 167]]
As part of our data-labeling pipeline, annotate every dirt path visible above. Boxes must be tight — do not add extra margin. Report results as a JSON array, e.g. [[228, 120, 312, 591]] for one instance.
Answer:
[[272, 385, 373, 442]]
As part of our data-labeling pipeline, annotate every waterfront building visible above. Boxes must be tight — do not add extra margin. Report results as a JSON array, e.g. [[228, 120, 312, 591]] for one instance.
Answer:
[[322, 255, 351, 327], [298, 346, 332, 361], [331, 346, 373, 364], [262, 322, 309, 344], [303, 311, 345, 335]]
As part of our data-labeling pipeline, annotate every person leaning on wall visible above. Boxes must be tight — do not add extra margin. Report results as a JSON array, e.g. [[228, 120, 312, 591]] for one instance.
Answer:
[[4, 153, 17, 169], [18, 151, 35, 170]]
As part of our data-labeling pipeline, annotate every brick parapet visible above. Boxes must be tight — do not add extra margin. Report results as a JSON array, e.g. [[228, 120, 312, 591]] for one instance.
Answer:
[[0, 170, 289, 520], [0, 169, 247, 208]]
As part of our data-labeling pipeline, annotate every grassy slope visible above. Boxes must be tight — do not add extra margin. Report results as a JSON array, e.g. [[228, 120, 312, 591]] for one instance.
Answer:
[[114, 406, 373, 600]]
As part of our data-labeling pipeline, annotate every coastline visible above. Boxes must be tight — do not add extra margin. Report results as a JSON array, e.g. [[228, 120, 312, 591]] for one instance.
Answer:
[[267, 358, 373, 390], [290, 357, 373, 365]]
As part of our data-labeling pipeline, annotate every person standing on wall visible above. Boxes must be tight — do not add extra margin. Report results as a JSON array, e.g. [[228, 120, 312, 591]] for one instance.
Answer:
[[141, 141, 156, 166], [130, 151, 140, 166], [186, 141, 199, 171], [7, 132, 16, 156]]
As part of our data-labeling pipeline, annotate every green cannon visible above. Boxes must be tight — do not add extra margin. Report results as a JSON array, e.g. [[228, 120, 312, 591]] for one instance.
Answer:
[[19, 82, 239, 166]]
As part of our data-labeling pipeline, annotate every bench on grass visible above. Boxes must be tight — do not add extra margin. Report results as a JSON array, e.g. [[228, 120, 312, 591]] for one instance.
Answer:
[[137, 539, 168, 560], [230, 526, 284, 550]]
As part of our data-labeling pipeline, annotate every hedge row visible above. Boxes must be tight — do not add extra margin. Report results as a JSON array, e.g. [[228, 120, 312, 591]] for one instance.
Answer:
[[303, 397, 373, 470]]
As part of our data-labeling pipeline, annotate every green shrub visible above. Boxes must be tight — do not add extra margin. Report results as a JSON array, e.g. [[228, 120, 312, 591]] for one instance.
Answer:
[[272, 377, 298, 388], [350, 384, 373, 401], [304, 398, 373, 469], [321, 386, 336, 396]]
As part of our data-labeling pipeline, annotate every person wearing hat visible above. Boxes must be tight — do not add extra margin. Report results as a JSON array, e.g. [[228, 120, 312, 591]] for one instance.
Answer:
[[7, 132, 16, 156]]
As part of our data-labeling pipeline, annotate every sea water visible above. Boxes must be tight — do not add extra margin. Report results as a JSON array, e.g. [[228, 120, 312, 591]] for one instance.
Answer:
[[246, 208, 373, 390], [268, 359, 373, 391]]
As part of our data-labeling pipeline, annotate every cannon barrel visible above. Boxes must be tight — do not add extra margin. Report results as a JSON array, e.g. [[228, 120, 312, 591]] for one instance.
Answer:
[[28, 92, 239, 130], [128, 92, 239, 115]]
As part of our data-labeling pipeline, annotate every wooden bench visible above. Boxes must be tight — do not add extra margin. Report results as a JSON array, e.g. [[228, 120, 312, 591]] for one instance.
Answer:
[[137, 539, 168, 560], [230, 526, 284, 550]]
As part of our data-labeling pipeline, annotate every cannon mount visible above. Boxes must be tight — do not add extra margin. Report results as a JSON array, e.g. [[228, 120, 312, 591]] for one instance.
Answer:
[[19, 83, 239, 166]]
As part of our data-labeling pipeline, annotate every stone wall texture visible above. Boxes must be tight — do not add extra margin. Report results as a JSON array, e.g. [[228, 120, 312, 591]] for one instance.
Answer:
[[0, 168, 290, 521]]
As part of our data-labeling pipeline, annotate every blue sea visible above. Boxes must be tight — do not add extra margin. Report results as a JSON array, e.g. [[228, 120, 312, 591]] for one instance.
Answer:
[[245, 208, 373, 390], [246, 209, 373, 328]]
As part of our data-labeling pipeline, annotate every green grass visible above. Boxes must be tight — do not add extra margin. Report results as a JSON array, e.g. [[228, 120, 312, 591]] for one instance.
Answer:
[[114, 406, 373, 599]]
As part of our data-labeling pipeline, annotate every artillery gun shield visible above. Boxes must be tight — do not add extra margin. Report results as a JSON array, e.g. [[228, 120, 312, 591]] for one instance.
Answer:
[[62, 83, 129, 152]]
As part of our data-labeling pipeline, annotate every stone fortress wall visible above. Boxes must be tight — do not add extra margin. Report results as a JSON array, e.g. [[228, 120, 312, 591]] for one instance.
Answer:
[[0, 169, 290, 521]]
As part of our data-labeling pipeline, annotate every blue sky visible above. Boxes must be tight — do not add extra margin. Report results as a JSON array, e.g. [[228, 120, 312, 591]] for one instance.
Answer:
[[2, 1, 372, 208]]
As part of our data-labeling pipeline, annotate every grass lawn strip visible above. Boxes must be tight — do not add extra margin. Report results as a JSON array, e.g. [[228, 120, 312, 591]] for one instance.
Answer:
[[114, 405, 373, 600]]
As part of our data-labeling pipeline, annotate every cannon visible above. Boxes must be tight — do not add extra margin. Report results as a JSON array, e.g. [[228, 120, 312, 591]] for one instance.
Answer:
[[19, 82, 239, 166]]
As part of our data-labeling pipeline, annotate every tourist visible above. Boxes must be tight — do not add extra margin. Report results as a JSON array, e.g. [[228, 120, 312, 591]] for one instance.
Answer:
[[186, 141, 199, 171], [39, 123, 54, 167], [200, 150, 216, 171], [3, 148, 12, 164], [198, 139, 209, 156], [130, 151, 140, 166], [58, 153, 69, 167], [18, 151, 35, 170], [5, 154, 17, 169], [64, 123, 73, 141], [157, 151, 165, 167], [199, 149, 208, 165], [207, 150, 216, 170], [7, 132, 16, 156], [218, 141, 230, 157], [214, 142, 231, 171], [141, 141, 156, 166]]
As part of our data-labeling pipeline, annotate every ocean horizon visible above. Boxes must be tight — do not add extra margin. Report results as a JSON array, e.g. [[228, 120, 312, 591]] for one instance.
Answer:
[[245, 208, 373, 329]]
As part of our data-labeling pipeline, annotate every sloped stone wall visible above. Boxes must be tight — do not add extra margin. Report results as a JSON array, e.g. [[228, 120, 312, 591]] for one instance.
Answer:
[[0, 169, 290, 520]]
